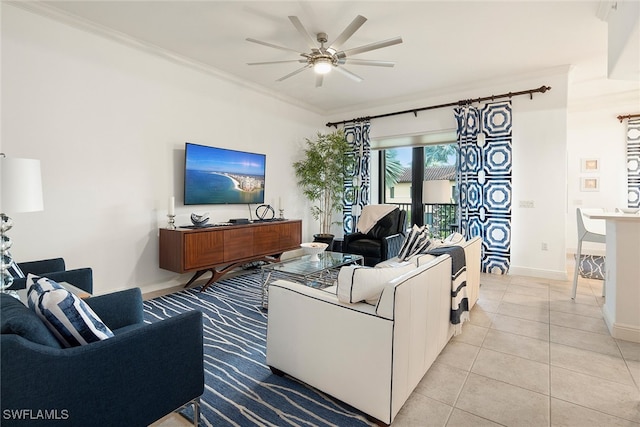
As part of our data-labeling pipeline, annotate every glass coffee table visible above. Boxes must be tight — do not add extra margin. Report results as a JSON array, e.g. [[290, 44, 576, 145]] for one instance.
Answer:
[[261, 251, 364, 309]]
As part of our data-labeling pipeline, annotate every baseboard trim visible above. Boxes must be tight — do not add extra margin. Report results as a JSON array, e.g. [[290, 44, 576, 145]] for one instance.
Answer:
[[603, 305, 640, 343], [508, 266, 568, 281]]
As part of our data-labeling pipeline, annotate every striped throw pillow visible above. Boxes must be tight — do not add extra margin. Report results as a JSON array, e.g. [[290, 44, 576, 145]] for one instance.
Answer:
[[398, 225, 431, 261], [27, 274, 64, 309], [28, 276, 113, 347]]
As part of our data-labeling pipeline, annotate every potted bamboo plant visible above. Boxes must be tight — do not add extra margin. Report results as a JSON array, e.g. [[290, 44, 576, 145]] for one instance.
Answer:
[[293, 129, 353, 246]]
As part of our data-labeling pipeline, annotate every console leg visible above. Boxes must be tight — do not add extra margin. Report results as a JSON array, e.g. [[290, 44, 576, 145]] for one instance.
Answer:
[[184, 269, 211, 288]]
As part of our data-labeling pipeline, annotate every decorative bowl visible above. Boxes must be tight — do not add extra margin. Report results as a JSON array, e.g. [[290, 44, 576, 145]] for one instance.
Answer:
[[616, 208, 640, 214], [300, 242, 328, 261], [190, 212, 210, 227]]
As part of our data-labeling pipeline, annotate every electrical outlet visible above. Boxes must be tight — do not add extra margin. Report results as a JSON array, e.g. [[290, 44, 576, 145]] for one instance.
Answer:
[[541, 242, 548, 251], [519, 200, 535, 208]]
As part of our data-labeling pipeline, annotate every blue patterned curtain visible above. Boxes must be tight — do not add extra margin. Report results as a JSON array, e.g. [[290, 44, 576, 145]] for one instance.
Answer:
[[342, 122, 371, 234], [455, 101, 513, 274], [627, 119, 640, 208]]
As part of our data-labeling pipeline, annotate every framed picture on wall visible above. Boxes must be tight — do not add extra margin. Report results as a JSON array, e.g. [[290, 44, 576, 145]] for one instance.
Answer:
[[581, 158, 600, 172], [580, 177, 599, 192]]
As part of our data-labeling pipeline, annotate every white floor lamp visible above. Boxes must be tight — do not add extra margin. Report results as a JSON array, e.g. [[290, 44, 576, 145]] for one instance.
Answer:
[[0, 154, 44, 294], [423, 179, 452, 238]]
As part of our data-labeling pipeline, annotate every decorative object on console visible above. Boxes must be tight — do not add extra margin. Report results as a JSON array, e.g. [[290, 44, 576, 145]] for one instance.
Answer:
[[190, 212, 210, 227], [300, 242, 328, 262], [167, 196, 176, 230], [255, 204, 275, 221], [0, 155, 44, 295], [293, 130, 355, 243]]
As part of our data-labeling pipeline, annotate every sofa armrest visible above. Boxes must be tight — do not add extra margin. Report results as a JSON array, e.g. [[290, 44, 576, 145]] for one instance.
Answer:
[[382, 233, 405, 259], [1, 310, 204, 427], [9, 268, 93, 294], [342, 232, 366, 247], [84, 288, 144, 329], [17, 258, 66, 275]]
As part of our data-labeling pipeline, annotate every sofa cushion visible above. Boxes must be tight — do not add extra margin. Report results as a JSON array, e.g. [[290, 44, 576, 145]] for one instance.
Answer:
[[0, 293, 62, 348], [29, 276, 114, 347], [337, 263, 416, 305]]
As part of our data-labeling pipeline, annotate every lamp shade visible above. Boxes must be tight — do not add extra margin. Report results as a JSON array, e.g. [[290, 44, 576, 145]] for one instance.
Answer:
[[422, 180, 451, 204], [0, 157, 44, 213]]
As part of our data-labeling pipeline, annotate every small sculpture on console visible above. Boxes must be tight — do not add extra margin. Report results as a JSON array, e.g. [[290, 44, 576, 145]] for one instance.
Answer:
[[190, 212, 210, 227]]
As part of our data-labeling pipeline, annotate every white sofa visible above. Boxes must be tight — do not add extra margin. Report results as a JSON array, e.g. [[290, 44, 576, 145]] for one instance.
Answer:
[[266, 236, 481, 425]]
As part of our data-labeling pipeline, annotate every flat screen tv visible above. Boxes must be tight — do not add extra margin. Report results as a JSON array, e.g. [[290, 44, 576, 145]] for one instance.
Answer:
[[184, 142, 265, 205]]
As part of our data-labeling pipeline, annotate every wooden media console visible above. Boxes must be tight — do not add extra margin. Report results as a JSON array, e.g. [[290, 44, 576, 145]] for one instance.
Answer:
[[159, 219, 302, 291]]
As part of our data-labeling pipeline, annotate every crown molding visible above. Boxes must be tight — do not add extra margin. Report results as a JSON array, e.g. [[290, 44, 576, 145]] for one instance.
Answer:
[[5, 1, 326, 115]]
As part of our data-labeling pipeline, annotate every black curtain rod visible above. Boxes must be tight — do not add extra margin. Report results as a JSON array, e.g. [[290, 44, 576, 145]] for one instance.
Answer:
[[617, 113, 640, 123], [325, 85, 552, 128]]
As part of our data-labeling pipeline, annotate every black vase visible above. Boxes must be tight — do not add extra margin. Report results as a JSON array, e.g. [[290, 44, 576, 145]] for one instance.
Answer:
[[313, 233, 334, 248]]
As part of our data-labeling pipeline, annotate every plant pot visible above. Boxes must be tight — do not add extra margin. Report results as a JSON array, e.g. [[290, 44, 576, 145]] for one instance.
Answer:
[[313, 233, 334, 248]]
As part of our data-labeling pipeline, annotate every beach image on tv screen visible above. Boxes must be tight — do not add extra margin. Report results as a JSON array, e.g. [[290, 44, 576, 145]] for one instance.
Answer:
[[184, 143, 265, 205]]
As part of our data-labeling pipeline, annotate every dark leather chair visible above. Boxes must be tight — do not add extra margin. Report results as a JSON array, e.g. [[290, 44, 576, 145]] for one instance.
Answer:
[[343, 208, 407, 266]]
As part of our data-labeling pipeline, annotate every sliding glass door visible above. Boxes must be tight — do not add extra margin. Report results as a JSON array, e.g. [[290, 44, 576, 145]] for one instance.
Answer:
[[379, 143, 457, 238]]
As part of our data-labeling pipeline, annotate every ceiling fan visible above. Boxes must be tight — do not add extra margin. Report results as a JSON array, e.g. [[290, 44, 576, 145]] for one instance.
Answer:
[[246, 15, 402, 87]]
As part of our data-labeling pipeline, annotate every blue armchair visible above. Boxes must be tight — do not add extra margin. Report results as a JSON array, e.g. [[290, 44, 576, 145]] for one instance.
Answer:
[[0, 288, 204, 426], [9, 257, 93, 294]]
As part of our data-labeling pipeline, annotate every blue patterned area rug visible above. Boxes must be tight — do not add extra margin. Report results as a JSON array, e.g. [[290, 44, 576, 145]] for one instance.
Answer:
[[143, 272, 373, 427]]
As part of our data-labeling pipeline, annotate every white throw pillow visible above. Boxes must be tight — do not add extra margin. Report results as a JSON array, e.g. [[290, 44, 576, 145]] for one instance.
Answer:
[[337, 263, 416, 305]]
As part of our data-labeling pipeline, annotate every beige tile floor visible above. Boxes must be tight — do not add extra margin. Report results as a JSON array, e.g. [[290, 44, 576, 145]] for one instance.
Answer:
[[151, 268, 640, 427]]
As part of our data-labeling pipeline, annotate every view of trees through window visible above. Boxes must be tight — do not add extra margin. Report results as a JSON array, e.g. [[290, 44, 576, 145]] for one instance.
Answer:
[[382, 143, 457, 236]]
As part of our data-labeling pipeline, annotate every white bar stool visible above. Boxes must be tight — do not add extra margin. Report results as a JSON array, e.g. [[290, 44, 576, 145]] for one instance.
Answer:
[[571, 208, 606, 300]]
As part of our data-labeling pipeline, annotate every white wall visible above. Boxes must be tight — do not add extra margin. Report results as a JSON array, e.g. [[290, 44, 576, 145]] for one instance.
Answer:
[[327, 69, 572, 280], [566, 78, 640, 256], [1, 5, 323, 295]]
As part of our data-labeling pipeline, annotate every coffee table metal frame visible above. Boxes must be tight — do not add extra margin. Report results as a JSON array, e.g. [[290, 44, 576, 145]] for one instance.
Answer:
[[261, 251, 364, 309]]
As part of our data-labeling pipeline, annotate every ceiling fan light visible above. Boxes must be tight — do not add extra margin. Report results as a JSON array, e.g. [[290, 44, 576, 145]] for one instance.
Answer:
[[313, 58, 333, 74]]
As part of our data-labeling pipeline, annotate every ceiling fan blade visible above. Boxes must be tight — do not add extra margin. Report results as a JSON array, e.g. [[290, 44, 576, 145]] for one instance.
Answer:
[[246, 37, 304, 55], [248, 59, 307, 66], [288, 16, 318, 51], [327, 15, 367, 52], [340, 36, 403, 57], [276, 65, 311, 82], [341, 59, 395, 67], [334, 66, 363, 83], [315, 74, 324, 88]]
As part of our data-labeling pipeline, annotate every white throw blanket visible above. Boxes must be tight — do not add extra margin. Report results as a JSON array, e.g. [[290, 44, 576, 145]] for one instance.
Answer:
[[356, 205, 398, 234]]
